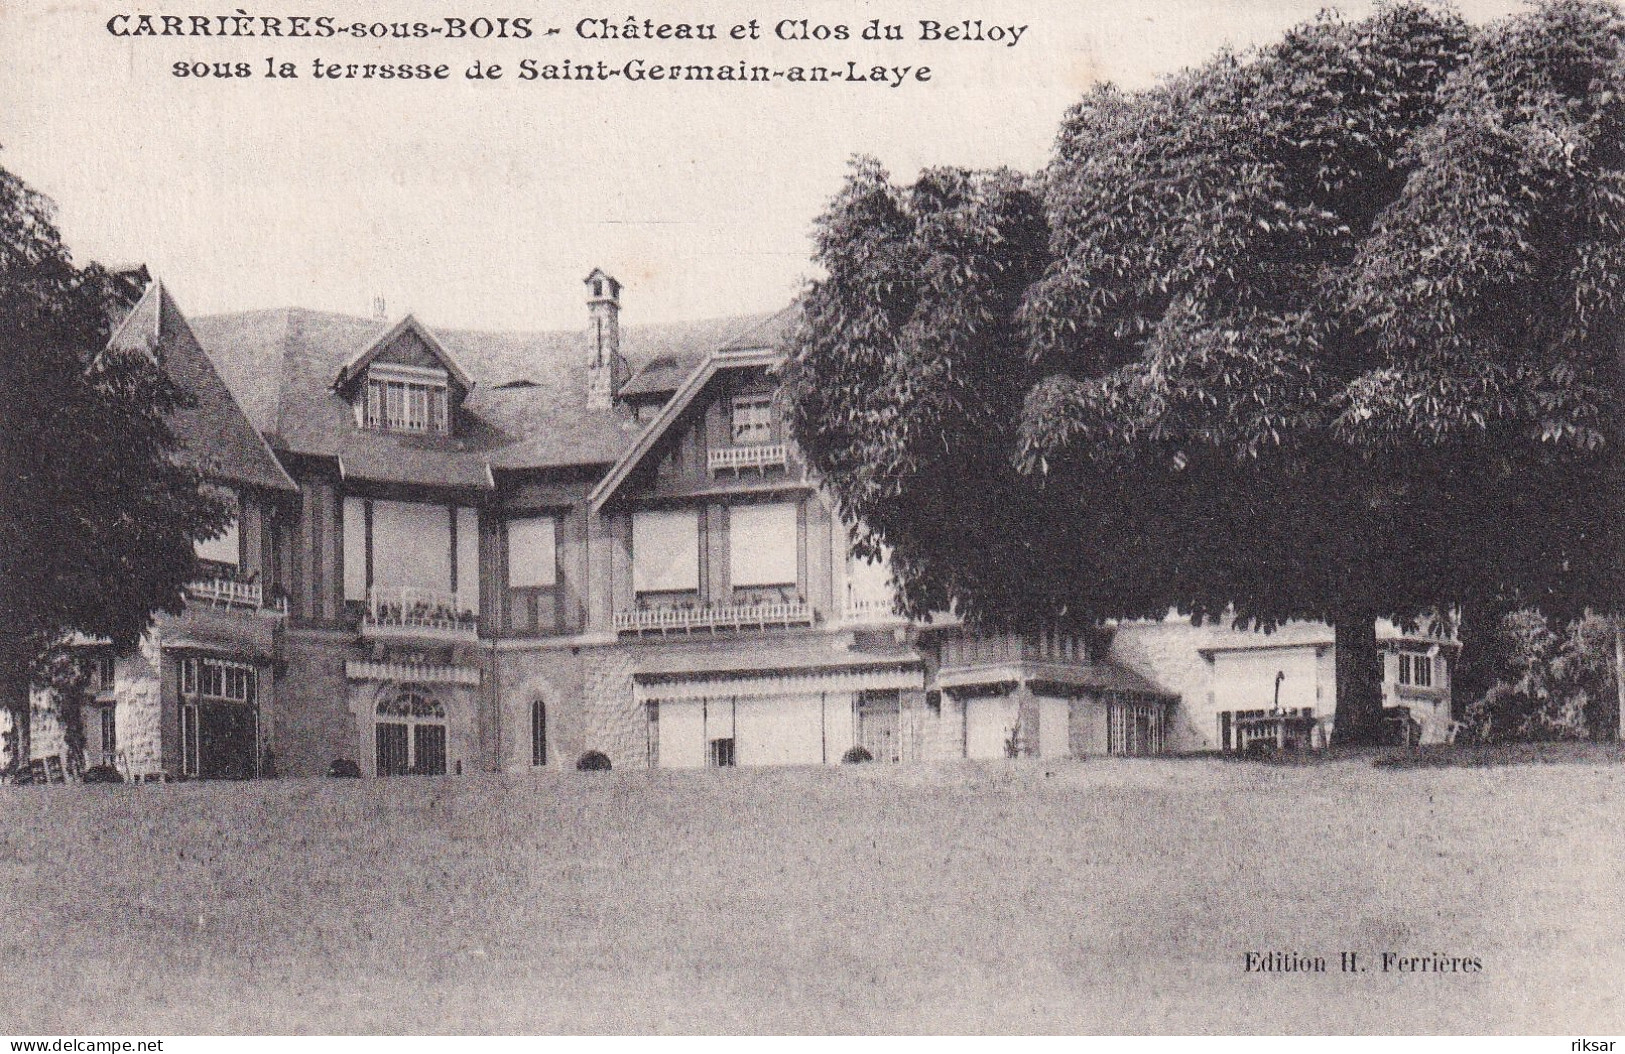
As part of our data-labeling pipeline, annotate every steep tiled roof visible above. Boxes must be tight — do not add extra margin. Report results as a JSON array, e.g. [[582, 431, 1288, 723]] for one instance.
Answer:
[[188, 307, 781, 484], [720, 306, 797, 352], [107, 283, 298, 493], [617, 354, 699, 399], [618, 308, 797, 399]]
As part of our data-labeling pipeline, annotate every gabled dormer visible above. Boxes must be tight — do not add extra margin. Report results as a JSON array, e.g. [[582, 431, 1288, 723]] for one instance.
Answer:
[[331, 315, 474, 436]]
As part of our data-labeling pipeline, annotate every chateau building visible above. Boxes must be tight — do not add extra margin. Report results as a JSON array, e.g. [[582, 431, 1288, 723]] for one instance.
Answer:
[[11, 271, 1454, 779]]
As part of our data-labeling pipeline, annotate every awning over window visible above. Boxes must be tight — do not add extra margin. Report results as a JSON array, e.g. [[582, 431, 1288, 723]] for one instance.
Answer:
[[345, 660, 481, 685], [635, 664, 922, 703]]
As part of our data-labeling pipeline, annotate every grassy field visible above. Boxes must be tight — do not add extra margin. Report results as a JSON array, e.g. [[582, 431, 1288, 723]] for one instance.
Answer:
[[1, 753, 1621, 1034]]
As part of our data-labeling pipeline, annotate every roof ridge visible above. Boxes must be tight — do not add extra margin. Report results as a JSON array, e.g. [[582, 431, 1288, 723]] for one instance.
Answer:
[[195, 306, 783, 340]]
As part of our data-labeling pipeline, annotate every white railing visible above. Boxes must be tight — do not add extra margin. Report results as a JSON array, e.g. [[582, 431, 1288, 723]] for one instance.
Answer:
[[708, 443, 788, 473], [843, 594, 903, 624], [363, 587, 477, 637], [615, 600, 813, 635], [187, 577, 275, 611]]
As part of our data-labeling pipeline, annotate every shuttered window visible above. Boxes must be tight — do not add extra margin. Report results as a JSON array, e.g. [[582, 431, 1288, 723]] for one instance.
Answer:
[[633, 510, 700, 593], [729, 503, 797, 587], [508, 517, 558, 588], [371, 500, 451, 593]]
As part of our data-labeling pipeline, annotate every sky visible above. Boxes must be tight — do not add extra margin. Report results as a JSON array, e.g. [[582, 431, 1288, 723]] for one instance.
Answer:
[[0, 0, 1530, 332]]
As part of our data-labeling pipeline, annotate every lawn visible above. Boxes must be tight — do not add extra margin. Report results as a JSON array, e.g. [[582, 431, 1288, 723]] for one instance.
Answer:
[[1, 754, 1621, 1034]]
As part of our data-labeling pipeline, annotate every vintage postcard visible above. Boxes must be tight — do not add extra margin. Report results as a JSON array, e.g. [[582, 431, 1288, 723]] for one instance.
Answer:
[[0, 0, 1621, 1038]]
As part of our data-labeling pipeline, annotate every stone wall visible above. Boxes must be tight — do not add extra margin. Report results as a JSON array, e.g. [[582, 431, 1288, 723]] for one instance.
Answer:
[[120, 634, 165, 773], [6, 632, 164, 774], [494, 644, 587, 771], [580, 644, 642, 768], [274, 631, 358, 777]]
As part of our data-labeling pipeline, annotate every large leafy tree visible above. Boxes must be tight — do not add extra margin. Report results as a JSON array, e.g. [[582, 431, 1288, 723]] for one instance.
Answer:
[[0, 163, 229, 767], [783, 1, 1625, 745]]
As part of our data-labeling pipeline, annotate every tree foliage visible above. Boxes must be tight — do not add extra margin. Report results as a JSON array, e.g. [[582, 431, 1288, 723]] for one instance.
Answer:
[[782, 1, 1625, 745], [1463, 609, 1620, 741], [0, 162, 229, 763], [781, 162, 1056, 625]]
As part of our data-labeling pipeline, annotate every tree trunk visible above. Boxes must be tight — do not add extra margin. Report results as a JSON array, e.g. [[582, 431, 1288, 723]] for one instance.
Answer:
[[1329, 609, 1385, 748], [1614, 615, 1625, 742], [1615, 321, 1625, 741], [0, 666, 30, 773], [1450, 603, 1503, 724]]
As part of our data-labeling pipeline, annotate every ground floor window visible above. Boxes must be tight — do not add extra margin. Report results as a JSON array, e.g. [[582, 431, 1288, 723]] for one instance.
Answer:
[[857, 690, 902, 762], [180, 657, 256, 703], [98, 707, 117, 767], [531, 699, 547, 767], [1398, 651, 1435, 687], [1218, 708, 1316, 753], [180, 700, 257, 779], [653, 693, 855, 768], [181, 704, 198, 777], [1107, 697, 1168, 756], [376, 691, 447, 776]]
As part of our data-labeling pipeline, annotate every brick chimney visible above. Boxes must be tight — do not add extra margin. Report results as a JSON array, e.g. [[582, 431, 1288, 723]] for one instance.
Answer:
[[585, 268, 628, 409]]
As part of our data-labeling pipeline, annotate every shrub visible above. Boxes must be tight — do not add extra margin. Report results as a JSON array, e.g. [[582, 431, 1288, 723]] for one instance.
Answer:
[[576, 750, 612, 771], [1462, 610, 1619, 743], [841, 746, 873, 764], [326, 758, 362, 778], [81, 764, 122, 784]]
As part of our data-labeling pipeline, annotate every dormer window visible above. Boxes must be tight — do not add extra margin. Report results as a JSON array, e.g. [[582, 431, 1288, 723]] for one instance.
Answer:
[[362, 365, 449, 434]]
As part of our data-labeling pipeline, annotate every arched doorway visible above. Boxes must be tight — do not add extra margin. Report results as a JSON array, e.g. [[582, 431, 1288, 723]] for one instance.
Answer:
[[375, 689, 447, 776]]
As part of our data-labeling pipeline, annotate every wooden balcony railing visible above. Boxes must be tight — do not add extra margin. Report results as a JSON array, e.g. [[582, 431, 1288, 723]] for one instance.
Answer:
[[843, 593, 904, 624], [615, 599, 813, 635], [186, 577, 284, 613], [708, 443, 788, 474], [363, 587, 478, 641]]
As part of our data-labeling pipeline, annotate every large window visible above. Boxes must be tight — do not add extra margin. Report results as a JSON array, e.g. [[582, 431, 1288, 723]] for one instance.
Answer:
[[731, 395, 773, 445], [508, 517, 558, 588], [180, 657, 256, 703], [366, 376, 448, 434], [1108, 699, 1167, 756], [371, 501, 451, 592], [93, 654, 116, 694], [729, 503, 797, 588], [376, 691, 448, 776], [181, 704, 199, 778], [633, 509, 700, 594], [1399, 651, 1435, 688], [341, 498, 479, 612]]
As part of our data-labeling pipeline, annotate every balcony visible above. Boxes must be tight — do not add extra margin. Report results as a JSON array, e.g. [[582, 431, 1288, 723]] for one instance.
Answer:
[[362, 587, 478, 643], [708, 443, 788, 474], [843, 594, 906, 625], [615, 599, 813, 636], [186, 577, 284, 614]]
